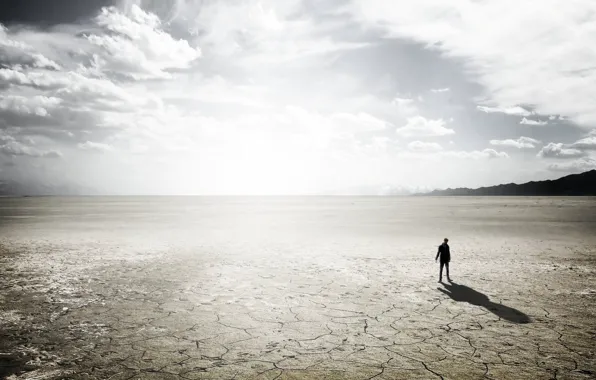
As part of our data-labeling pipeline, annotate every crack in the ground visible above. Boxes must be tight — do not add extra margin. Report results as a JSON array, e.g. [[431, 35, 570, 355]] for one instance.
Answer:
[[2, 239, 595, 380]]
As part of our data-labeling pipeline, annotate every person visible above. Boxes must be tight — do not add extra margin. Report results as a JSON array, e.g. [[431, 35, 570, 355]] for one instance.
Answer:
[[435, 238, 451, 282]]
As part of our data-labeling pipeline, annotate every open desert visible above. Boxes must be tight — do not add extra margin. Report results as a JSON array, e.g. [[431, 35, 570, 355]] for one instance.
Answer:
[[1, 196, 595, 380]]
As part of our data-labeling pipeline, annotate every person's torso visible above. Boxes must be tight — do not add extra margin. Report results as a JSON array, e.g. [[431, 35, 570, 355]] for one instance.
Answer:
[[440, 243, 451, 260]]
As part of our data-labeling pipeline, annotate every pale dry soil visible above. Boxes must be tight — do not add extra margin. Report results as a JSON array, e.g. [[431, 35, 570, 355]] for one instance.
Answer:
[[0, 197, 595, 380]]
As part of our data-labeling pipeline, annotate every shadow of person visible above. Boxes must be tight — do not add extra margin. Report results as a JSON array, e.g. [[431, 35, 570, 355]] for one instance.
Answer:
[[438, 281, 530, 324]]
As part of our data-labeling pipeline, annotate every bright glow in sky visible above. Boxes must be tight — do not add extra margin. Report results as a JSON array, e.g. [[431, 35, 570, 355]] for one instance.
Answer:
[[0, 0, 595, 194]]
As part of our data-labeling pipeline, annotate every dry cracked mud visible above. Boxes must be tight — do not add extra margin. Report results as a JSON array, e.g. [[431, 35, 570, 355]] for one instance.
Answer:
[[1, 197, 595, 379]]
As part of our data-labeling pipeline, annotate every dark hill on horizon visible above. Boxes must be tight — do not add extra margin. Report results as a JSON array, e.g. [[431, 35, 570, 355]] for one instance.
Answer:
[[420, 170, 596, 196]]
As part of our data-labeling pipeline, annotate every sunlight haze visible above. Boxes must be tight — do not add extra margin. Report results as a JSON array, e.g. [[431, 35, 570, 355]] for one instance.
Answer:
[[1, 0, 595, 194]]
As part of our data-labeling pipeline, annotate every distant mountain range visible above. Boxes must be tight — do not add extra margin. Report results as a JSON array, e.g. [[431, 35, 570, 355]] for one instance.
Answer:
[[420, 170, 596, 196], [2, 170, 595, 197]]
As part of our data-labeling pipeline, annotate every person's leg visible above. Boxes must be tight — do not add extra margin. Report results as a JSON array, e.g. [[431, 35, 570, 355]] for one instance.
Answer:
[[446, 262, 450, 280], [439, 261, 444, 281]]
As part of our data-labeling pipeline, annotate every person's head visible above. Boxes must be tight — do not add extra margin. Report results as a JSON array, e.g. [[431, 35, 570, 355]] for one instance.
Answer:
[[444, 238, 449, 243]]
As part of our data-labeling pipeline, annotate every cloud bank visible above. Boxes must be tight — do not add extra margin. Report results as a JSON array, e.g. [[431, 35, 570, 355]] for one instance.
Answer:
[[0, 0, 594, 194], [347, 0, 596, 127]]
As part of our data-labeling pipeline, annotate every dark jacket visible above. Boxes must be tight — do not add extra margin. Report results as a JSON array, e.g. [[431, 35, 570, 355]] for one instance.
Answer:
[[436, 243, 450, 262]]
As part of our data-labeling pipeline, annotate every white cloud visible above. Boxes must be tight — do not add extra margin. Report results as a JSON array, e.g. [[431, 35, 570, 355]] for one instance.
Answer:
[[408, 140, 443, 152], [78, 141, 113, 152], [164, 0, 366, 65], [395, 116, 454, 137], [440, 149, 509, 160], [477, 105, 532, 117], [0, 68, 32, 86], [0, 139, 62, 158], [1, 1, 588, 194], [347, 0, 596, 127], [570, 136, 596, 150], [0, 68, 158, 115], [0, 133, 15, 143], [0, 4, 389, 194], [399, 147, 509, 160], [392, 97, 418, 116], [87, 6, 201, 80], [0, 5, 201, 151], [520, 117, 547, 126], [537, 143, 586, 159], [490, 136, 541, 149], [547, 158, 596, 172], [0, 95, 62, 117], [0, 26, 62, 70]]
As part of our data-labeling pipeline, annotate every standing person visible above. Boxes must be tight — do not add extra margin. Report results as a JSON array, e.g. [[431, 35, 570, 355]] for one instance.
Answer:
[[435, 238, 451, 282]]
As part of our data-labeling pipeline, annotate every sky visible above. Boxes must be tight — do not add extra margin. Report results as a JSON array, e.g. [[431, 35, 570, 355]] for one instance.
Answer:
[[0, 0, 595, 195]]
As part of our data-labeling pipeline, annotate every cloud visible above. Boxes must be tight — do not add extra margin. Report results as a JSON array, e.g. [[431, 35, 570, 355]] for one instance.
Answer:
[[0, 26, 62, 70], [346, 0, 596, 127], [1, 68, 148, 115], [477, 105, 532, 117], [400, 147, 509, 160], [395, 116, 454, 137], [1, 1, 589, 194], [0, 3, 372, 194], [570, 136, 596, 151], [86, 6, 201, 80], [537, 143, 586, 159], [408, 140, 443, 152], [78, 141, 113, 152], [0, 139, 62, 158], [0, 95, 62, 117], [117, 0, 364, 72], [392, 97, 418, 116], [547, 158, 596, 173], [41, 150, 62, 158], [520, 117, 547, 126], [440, 149, 509, 160], [0, 5, 199, 152], [1, 5, 201, 80], [489, 137, 541, 149], [536, 135, 596, 162]]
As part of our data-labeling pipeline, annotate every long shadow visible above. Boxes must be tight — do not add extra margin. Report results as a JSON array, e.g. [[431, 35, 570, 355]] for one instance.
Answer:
[[438, 281, 531, 324]]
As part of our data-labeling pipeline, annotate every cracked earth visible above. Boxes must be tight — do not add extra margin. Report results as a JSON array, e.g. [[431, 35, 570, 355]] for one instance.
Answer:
[[1, 197, 595, 379]]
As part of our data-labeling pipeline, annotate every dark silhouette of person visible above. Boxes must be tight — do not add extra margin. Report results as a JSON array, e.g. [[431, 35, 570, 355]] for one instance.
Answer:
[[438, 282, 530, 323], [435, 238, 450, 282]]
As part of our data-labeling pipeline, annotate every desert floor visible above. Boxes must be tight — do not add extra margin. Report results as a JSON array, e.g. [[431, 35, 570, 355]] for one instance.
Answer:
[[1, 196, 595, 379]]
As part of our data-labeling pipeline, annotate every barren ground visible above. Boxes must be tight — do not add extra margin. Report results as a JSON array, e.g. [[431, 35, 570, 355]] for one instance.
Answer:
[[1, 196, 595, 380]]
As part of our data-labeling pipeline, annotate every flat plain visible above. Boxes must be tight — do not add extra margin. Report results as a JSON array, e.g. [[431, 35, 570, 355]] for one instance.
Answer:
[[0, 196, 595, 380]]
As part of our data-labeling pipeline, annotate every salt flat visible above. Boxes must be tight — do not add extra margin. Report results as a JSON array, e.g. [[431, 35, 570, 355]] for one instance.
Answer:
[[1, 197, 595, 379]]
